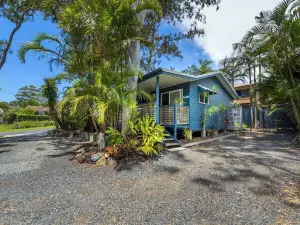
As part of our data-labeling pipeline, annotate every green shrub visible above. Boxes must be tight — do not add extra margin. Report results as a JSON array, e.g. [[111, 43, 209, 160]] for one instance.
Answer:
[[242, 123, 248, 129], [106, 116, 167, 157], [10, 120, 54, 129], [106, 127, 124, 145], [16, 107, 35, 115], [3, 108, 18, 124], [137, 116, 167, 155], [16, 114, 50, 122], [183, 128, 193, 141]]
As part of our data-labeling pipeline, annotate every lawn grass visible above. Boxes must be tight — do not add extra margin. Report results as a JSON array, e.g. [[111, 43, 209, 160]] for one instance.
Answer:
[[0, 125, 54, 133]]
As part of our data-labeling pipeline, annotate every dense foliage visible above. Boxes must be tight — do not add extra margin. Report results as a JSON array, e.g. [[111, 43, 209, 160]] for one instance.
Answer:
[[222, 0, 300, 131], [107, 114, 167, 156], [14, 85, 45, 107], [182, 59, 214, 75], [3, 107, 49, 124], [10, 120, 54, 129]]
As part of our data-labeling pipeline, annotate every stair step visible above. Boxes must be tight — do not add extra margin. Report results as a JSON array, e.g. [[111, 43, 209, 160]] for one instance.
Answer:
[[164, 138, 175, 142], [165, 142, 181, 148]]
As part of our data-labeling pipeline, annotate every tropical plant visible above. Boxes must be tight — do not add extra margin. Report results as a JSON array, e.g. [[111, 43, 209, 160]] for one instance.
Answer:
[[136, 116, 167, 155], [174, 97, 184, 105], [57, 67, 152, 133], [182, 59, 214, 75], [106, 115, 167, 156], [222, 0, 300, 133], [41, 78, 63, 128], [106, 127, 124, 146], [208, 104, 228, 130], [241, 0, 300, 130], [183, 128, 193, 141]]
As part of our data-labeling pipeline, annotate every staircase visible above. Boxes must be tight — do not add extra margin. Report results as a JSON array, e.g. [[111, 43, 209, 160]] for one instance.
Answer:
[[163, 130, 181, 149]]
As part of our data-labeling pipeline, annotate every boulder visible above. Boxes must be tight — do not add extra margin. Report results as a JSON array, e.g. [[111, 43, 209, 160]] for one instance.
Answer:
[[76, 153, 85, 163], [96, 156, 106, 166], [106, 158, 118, 167], [91, 153, 102, 162], [84, 152, 92, 163]]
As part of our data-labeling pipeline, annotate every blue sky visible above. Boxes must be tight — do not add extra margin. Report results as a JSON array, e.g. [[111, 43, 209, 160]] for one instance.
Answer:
[[0, 1, 283, 102], [0, 14, 209, 102]]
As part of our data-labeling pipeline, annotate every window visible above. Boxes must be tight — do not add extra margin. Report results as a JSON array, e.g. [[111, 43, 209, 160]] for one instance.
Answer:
[[199, 92, 209, 104], [161, 93, 169, 106], [236, 90, 242, 97], [161, 89, 183, 106]]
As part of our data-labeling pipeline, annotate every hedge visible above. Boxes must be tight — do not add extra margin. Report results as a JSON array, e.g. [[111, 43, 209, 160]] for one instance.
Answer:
[[16, 114, 50, 122], [10, 120, 55, 129]]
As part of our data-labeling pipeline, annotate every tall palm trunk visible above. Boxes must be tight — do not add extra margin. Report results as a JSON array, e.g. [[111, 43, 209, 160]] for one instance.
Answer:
[[253, 62, 258, 129], [248, 63, 254, 131], [122, 8, 147, 128], [258, 54, 263, 128]]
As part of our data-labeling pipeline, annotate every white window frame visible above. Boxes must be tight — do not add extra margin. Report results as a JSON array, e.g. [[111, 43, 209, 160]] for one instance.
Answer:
[[199, 91, 210, 105], [160, 89, 183, 106]]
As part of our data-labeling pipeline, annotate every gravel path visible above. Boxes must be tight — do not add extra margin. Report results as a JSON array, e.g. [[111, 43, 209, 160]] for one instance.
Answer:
[[0, 132, 299, 224]]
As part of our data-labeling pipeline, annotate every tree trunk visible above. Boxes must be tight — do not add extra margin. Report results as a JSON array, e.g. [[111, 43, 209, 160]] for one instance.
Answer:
[[122, 9, 147, 128], [0, 23, 22, 70], [248, 63, 254, 131], [253, 62, 258, 129], [258, 54, 263, 128]]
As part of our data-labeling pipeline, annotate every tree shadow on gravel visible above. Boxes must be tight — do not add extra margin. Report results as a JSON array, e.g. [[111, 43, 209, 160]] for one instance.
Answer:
[[164, 149, 192, 163], [0, 150, 12, 154], [154, 165, 180, 174], [0, 143, 16, 148], [191, 177, 225, 192], [190, 133, 300, 207]]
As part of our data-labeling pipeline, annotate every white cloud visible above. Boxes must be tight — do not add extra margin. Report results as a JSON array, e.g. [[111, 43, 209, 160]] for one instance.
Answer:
[[180, 0, 282, 65]]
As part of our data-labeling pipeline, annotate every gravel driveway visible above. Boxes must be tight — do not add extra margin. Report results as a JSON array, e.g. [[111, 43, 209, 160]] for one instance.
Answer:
[[0, 132, 299, 224]]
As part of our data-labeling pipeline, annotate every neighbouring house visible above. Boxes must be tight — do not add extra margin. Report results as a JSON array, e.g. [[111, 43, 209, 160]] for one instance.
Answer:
[[233, 84, 295, 129], [234, 84, 251, 106], [137, 68, 239, 143], [27, 106, 50, 115]]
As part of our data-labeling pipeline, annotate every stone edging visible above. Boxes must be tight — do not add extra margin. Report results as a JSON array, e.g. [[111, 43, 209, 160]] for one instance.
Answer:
[[182, 133, 237, 148]]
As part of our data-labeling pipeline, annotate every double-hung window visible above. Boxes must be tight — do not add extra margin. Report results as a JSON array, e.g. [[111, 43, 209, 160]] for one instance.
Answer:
[[199, 92, 209, 104]]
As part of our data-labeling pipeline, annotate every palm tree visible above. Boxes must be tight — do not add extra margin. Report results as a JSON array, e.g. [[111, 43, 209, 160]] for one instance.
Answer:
[[41, 78, 63, 128], [57, 67, 152, 133], [242, 0, 300, 130], [182, 59, 214, 75]]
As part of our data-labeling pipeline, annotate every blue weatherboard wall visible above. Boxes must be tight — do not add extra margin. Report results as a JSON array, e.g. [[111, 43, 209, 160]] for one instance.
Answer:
[[189, 77, 233, 131]]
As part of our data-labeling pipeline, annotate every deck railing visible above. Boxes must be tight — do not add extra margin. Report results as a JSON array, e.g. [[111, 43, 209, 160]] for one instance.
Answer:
[[138, 103, 189, 125]]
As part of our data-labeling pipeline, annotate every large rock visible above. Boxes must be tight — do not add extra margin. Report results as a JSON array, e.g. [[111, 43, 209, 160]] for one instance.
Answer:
[[96, 156, 106, 166], [76, 153, 85, 163], [91, 153, 102, 162], [106, 158, 118, 167]]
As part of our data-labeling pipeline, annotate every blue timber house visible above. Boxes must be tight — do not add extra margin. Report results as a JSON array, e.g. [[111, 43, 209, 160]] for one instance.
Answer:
[[137, 68, 239, 140]]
